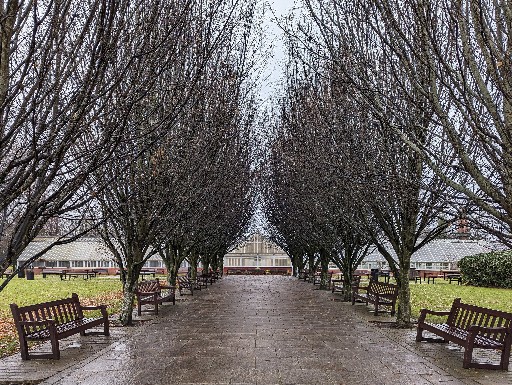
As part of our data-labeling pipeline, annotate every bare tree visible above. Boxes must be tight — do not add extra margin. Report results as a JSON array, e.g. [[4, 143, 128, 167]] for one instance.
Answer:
[[0, 0, 133, 290], [265, 1, 457, 325], [95, 0, 260, 325], [94, 0, 216, 326], [359, 0, 512, 246]]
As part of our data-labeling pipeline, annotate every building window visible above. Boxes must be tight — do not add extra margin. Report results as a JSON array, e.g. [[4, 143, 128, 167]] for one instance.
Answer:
[[275, 258, 291, 267], [71, 261, 84, 268], [58, 261, 70, 268]]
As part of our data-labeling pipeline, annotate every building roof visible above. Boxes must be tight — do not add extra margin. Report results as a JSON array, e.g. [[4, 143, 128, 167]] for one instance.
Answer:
[[363, 238, 502, 263], [17, 236, 507, 265], [18, 237, 112, 261]]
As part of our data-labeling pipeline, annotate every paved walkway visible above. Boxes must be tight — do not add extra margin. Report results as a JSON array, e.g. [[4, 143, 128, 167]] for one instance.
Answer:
[[1, 275, 512, 384]]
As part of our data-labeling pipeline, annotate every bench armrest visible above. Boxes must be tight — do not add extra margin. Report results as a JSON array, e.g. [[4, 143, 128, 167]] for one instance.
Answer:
[[81, 305, 107, 311], [81, 304, 108, 318], [159, 285, 175, 290], [421, 309, 451, 316], [418, 308, 451, 323]]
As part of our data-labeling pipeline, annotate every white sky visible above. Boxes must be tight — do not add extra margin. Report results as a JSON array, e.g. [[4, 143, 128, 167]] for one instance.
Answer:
[[258, 0, 297, 102]]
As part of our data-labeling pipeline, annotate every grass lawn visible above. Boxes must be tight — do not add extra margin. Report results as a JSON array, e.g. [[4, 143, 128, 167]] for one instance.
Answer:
[[0, 275, 123, 358], [410, 279, 512, 319]]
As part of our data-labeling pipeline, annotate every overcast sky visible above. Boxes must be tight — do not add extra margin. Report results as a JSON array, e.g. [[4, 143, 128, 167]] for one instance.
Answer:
[[258, 0, 297, 101]]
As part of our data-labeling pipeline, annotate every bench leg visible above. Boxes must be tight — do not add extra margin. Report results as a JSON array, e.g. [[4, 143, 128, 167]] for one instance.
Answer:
[[416, 326, 424, 342], [501, 345, 511, 370], [19, 338, 30, 360], [463, 339, 475, 369], [154, 301, 158, 315], [374, 303, 379, 316], [50, 337, 60, 360], [137, 301, 142, 316]]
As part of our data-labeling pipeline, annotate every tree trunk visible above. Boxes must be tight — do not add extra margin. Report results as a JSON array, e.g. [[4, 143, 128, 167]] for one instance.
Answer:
[[201, 254, 211, 275], [342, 269, 353, 302], [396, 262, 412, 327], [319, 249, 330, 290], [307, 253, 316, 282], [211, 254, 220, 273], [119, 280, 137, 326], [161, 247, 179, 287], [291, 257, 298, 276], [160, 243, 188, 288], [190, 256, 198, 280], [218, 255, 224, 276]]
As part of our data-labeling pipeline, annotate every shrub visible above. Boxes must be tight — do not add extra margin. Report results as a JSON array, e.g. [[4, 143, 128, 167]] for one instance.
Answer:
[[458, 250, 512, 288]]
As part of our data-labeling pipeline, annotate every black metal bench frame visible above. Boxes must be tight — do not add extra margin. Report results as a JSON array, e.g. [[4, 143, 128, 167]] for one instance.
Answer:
[[10, 293, 109, 360], [416, 298, 512, 370]]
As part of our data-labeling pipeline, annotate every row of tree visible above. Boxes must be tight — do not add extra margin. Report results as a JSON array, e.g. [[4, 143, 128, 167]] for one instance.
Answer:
[[0, 0, 261, 325], [263, 0, 512, 326]]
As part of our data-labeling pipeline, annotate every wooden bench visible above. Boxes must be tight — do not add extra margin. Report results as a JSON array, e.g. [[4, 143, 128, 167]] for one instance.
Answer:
[[135, 279, 175, 316], [447, 274, 462, 285], [314, 271, 333, 286], [10, 293, 109, 360], [0, 269, 13, 279], [332, 275, 361, 294], [351, 279, 399, 316], [139, 271, 156, 280], [177, 276, 194, 295], [42, 269, 67, 279], [62, 269, 97, 280], [416, 298, 512, 370], [194, 275, 209, 289], [92, 268, 109, 275]]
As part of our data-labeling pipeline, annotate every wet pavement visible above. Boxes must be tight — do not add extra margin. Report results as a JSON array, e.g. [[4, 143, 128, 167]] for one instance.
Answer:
[[1, 275, 512, 384]]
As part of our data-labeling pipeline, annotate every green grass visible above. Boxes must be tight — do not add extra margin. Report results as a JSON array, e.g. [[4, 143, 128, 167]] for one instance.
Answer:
[[410, 279, 512, 318], [0, 275, 123, 358]]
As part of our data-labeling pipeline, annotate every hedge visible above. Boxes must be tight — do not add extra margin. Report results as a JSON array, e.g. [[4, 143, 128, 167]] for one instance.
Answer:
[[458, 250, 512, 288]]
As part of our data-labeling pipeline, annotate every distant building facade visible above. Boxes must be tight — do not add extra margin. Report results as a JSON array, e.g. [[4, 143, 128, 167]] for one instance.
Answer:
[[223, 233, 292, 274], [16, 233, 291, 274], [15, 235, 504, 276], [17, 237, 164, 272]]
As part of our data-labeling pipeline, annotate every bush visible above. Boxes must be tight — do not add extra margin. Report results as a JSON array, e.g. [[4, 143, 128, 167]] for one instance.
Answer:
[[459, 250, 512, 288]]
